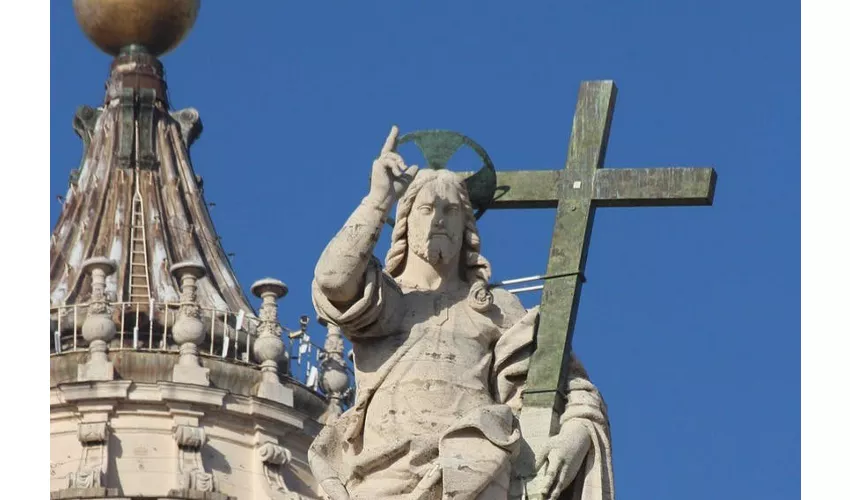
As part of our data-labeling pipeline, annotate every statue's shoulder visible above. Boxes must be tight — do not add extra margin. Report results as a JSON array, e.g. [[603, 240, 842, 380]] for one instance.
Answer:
[[487, 287, 529, 328]]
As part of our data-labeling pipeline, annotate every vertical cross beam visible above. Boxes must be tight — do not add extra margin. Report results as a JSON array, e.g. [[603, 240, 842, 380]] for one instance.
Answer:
[[524, 80, 616, 412], [516, 82, 617, 496]]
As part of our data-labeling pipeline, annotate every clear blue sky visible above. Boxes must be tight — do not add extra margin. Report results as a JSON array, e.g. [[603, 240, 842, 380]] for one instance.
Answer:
[[50, 1, 799, 498]]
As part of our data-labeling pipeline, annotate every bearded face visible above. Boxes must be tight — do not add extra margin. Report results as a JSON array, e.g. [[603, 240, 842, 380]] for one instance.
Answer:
[[406, 179, 465, 268]]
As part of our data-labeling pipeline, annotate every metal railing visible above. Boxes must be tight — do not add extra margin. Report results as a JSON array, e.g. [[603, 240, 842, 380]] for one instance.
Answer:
[[50, 301, 265, 364], [49, 301, 351, 396]]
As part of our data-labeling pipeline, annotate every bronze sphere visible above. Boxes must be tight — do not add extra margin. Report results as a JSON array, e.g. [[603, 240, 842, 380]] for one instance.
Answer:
[[72, 0, 201, 57]]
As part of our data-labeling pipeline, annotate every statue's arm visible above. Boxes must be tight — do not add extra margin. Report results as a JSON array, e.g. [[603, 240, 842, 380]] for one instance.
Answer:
[[314, 197, 390, 305], [314, 125, 418, 305]]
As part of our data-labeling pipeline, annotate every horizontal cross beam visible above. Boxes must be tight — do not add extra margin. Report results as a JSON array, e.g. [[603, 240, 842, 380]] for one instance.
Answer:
[[459, 167, 717, 209]]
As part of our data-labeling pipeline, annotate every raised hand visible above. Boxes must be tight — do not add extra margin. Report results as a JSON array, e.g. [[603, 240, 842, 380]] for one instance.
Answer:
[[368, 125, 419, 210]]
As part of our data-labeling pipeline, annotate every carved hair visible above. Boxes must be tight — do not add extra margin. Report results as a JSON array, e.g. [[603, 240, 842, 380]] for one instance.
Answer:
[[385, 169, 493, 312]]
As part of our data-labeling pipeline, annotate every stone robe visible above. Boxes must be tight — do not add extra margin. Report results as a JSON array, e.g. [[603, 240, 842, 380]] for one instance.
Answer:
[[310, 259, 614, 500]]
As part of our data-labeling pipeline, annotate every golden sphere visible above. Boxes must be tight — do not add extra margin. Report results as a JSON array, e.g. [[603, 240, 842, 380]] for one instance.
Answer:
[[73, 0, 200, 57]]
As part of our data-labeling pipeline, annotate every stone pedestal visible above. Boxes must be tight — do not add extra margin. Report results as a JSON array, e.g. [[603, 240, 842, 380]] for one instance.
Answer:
[[77, 358, 115, 382], [256, 380, 293, 406], [173, 361, 211, 386]]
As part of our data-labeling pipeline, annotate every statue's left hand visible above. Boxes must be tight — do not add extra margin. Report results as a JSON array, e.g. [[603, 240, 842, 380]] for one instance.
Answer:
[[534, 419, 592, 499]]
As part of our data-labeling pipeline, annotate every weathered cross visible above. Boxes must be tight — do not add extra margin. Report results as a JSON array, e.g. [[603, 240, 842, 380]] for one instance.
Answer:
[[457, 80, 716, 493]]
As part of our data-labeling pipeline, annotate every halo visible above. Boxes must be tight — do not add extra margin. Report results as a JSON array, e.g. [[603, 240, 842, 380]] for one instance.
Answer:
[[395, 130, 498, 222]]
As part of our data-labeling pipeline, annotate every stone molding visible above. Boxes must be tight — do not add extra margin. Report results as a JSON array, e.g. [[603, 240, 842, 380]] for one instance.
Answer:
[[50, 351, 325, 420], [52, 382, 305, 430], [49, 486, 120, 499], [159, 382, 227, 406], [58, 381, 132, 402]]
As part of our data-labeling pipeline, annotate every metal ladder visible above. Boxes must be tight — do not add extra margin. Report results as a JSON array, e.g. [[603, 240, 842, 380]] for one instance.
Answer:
[[128, 188, 151, 302]]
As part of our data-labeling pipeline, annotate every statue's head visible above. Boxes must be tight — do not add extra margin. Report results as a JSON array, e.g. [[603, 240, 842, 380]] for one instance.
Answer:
[[385, 169, 493, 311]]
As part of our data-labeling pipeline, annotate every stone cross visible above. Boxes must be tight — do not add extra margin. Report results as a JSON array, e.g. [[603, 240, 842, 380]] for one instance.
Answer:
[[460, 80, 716, 489]]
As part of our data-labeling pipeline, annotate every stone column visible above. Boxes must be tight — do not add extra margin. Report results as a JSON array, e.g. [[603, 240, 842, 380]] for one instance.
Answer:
[[170, 261, 210, 386], [250, 279, 293, 406], [318, 320, 351, 424], [78, 257, 118, 382]]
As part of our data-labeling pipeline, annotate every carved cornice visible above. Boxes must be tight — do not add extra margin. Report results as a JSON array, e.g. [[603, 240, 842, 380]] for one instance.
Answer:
[[57, 380, 132, 402], [247, 398, 302, 427], [51, 380, 309, 434], [158, 381, 228, 406]]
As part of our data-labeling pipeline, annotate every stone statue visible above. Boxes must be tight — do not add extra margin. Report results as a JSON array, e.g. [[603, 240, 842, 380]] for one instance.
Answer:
[[309, 126, 614, 500]]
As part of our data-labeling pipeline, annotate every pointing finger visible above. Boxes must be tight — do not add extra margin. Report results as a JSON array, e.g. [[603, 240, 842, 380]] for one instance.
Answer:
[[381, 125, 399, 155]]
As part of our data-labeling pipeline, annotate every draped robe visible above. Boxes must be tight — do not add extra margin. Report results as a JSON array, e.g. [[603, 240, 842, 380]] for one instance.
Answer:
[[309, 259, 614, 500]]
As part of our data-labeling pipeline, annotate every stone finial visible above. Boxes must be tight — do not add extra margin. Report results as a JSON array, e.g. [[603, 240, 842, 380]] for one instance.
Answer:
[[78, 257, 118, 382], [170, 261, 210, 386], [82, 257, 116, 318], [318, 320, 352, 423], [250, 279, 293, 406]]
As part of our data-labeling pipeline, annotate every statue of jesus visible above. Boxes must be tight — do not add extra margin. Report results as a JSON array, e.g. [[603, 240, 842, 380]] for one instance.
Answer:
[[309, 127, 615, 500]]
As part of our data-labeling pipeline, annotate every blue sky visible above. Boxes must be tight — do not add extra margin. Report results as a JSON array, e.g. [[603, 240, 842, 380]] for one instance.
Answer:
[[50, 1, 799, 498]]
